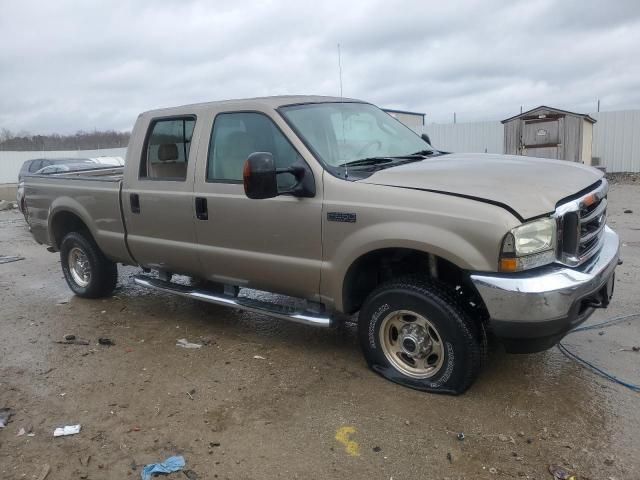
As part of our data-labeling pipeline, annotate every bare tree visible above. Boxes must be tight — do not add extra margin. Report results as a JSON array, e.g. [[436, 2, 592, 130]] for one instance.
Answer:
[[0, 129, 130, 151]]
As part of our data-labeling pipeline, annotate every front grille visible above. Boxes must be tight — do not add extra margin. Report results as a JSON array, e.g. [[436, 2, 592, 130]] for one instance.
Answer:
[[557, 180, 608, 266]]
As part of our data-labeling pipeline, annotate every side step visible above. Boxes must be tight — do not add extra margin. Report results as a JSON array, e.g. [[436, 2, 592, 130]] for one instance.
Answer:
[[133, 275, 332, 328]]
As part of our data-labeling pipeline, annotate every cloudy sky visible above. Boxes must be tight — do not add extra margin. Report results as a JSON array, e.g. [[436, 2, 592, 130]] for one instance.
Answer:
[[1, 0, 640, 134]]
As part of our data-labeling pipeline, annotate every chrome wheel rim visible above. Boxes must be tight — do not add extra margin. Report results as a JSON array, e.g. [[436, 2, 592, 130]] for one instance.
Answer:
[[379, 310, 445, 379], [68, 247, 91, 288]]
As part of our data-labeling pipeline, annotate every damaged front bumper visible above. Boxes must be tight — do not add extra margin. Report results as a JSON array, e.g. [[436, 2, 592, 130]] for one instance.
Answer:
[[470, 226, 620, 353]]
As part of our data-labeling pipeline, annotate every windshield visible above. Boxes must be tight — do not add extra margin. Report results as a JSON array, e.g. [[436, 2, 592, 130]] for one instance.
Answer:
[[280, 102, 431, 171]]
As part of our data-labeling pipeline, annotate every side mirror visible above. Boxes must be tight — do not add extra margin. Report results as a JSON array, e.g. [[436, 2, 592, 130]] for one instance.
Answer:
[[243, 152, 278, 199], [421, 133, 432, 145], [243, 152, 317, 200]]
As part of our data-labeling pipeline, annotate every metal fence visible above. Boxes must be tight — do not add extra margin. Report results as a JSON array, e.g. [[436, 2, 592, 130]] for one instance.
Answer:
[[424, 109, 640, 172], [0, 148, 127, 183], [1, 110, 638, 182]]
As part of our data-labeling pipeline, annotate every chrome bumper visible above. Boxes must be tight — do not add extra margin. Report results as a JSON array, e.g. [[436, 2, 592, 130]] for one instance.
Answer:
[[470, 226, 620, 351]]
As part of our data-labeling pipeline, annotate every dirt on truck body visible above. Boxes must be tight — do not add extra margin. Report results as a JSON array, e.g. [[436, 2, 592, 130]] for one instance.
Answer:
[[22, 95, 620, 394]]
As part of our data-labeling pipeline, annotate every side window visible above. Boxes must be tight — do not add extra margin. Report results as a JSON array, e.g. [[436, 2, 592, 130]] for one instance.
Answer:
[[29, 160, 43, 172], [207, 112, 299, 188], [140, 117, 195, 180]]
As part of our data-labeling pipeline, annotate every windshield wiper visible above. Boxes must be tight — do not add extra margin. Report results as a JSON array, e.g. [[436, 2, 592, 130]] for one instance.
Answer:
[[408, 149, 436, 156], [338, 157, 395, 167]]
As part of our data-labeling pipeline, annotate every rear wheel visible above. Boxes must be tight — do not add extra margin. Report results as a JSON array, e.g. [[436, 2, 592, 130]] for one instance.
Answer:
[[358, 277, 485, 395], [60, 232, 117, 298]]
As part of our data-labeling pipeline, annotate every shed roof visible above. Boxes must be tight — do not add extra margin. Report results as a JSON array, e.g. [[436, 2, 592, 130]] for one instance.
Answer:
[[382, 108, 426, 118], [501, 105, 596, 124]]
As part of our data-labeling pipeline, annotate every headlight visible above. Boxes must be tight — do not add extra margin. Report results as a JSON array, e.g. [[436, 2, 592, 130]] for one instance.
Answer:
[[499, 217, 556, 272]]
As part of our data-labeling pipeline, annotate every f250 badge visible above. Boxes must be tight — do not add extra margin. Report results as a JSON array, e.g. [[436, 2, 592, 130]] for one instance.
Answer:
[[327, 212, 357, 223]]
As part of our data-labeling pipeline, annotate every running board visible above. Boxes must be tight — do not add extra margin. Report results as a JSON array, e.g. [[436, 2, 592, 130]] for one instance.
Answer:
[[133, 275, 332, 328]]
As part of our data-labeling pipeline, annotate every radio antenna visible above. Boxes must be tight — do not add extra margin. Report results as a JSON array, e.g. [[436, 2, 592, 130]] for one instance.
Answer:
[[337, 43, 344, 99], [337, 43, 348, 178]]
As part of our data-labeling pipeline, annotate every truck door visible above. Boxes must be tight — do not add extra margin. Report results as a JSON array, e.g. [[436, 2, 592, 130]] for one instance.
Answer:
[[122, 115, 202, 274], [192, 110, 323, 301]]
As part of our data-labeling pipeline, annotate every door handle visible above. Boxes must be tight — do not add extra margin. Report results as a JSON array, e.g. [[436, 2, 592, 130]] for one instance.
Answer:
[[130, 193, 140, 214], [195, 197, 208, 220]]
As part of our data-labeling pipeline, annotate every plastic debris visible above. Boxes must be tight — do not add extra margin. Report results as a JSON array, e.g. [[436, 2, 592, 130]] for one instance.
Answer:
[[98, 337, 115, 346], [624, 209, 633, 214], [457, 432, 465, 441], [53, 424, 81, 437], [253, 355, 266, 360], [0, 407, 12, 428], [141, 455, 185, 480], [176, 339, 202, 349], [548, 464, 576, 479]]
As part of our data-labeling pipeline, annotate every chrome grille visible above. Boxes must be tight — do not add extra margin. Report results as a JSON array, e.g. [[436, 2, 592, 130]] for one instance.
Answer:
[[556, 180, 608, 267]]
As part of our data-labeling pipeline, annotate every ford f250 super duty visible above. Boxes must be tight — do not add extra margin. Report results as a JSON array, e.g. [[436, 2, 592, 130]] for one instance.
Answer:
[[23, 96, 620, 394]]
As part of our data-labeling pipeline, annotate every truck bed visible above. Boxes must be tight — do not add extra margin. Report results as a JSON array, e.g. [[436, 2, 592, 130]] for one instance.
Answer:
[[24, 166, 132, 264]]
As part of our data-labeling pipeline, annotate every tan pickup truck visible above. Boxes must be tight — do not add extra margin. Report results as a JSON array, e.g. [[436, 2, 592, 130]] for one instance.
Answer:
[[23, 96, 620, 394]]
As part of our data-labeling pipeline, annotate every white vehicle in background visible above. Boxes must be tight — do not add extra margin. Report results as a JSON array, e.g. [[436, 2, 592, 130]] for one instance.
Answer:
[[16, 156, 125, 221]]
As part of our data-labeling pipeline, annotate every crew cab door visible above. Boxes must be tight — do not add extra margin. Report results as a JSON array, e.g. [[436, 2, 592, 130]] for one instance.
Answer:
[[122, 115, 202, 274], [192, 110, 323, 301]]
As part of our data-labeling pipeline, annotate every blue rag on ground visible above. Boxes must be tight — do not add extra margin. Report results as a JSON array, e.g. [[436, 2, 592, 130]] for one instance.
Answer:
[[141, 455, 185, 480]]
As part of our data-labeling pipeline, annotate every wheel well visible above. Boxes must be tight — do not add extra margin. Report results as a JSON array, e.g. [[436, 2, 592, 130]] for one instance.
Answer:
[[342, 248, 487, 317], [50, 211, 92, 250]]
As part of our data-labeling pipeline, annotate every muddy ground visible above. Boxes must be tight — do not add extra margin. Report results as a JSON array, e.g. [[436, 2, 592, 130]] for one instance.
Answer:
[[1, 185, 639, 480]]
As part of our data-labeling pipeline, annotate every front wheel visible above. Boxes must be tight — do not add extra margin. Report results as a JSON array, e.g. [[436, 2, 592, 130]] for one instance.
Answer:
[[358, 277, 485, 395], [60, 231, 117, 298]]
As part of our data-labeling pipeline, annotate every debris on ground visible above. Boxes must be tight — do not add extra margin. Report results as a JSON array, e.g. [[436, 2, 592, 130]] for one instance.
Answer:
[[498, 434, 510, 442], [186, 389, 196, 400], [548, 464, 577, 479], [457, 432, 465, 441], [253, 355, 266, 359], [16, 425, 34, 437], [620, 346, 640, 352], [98, 337, 115, 346], [176, 338, 202, 349], [372, 446, 382, 452], [183, 469, 198, 480], [0, 407, 12, 428], [53, 424, 81, 437], [0, 200, 13, 211], [141, 455, 185, 480], [624, 209, 633, 213], [489, 467, 497, 474], [55, 335, 90, 345], [36, 464, 51, 480], [0, 255, 25, 264]]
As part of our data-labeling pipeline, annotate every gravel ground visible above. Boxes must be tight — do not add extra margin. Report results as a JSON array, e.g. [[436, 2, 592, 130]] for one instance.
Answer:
[[1, 184, 639, 480]]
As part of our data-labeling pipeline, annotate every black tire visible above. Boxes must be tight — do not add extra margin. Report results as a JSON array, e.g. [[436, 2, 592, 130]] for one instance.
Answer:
[[358, 277, 486, 395], [60, 231, 117, 298]]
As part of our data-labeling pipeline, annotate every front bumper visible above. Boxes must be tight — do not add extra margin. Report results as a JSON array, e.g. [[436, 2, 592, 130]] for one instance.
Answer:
[[470, 226, 620, 353]]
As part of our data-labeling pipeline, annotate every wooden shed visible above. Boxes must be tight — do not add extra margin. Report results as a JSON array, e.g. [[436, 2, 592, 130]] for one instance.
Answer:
[[502, 106, 596, 164]]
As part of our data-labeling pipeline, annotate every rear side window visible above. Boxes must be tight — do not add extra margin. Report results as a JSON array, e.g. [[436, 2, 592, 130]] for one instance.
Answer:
[[28, 160, 43, 172], [207, 112, 299, 188], [140, 117, 195, 180]]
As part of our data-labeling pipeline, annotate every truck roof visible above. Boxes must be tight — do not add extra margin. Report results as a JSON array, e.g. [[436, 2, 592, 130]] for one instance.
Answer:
[[140, 95, 364, 118]]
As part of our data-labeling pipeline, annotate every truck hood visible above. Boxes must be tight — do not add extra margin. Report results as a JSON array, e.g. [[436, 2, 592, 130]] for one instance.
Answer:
[[359, 153, 603, 220]]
